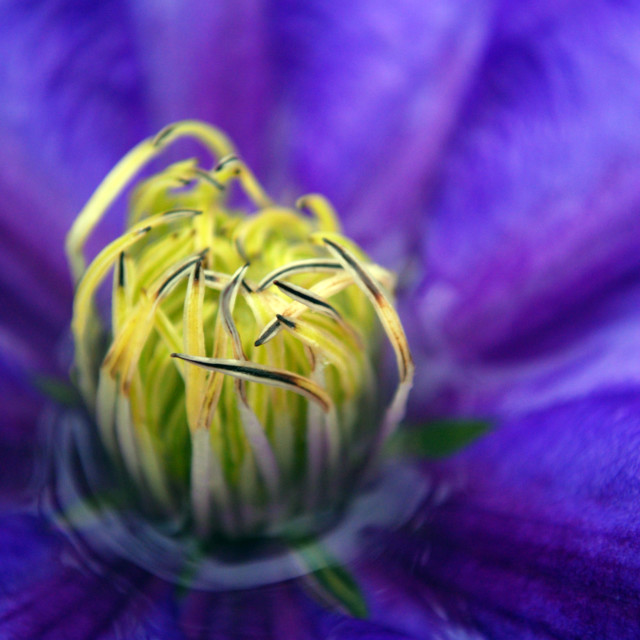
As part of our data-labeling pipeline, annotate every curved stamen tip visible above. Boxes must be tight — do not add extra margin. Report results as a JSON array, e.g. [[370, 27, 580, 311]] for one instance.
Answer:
[[152, 124, 176, 147], [275, 313, 296, 329], [214, 154, 239, 172]]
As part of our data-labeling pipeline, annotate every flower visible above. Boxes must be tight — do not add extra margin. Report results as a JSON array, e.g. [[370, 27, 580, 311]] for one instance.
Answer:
[[2, 2, 640, 639]]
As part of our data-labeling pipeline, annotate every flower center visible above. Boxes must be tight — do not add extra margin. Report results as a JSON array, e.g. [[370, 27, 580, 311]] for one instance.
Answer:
[[67, 120, 414, 540]]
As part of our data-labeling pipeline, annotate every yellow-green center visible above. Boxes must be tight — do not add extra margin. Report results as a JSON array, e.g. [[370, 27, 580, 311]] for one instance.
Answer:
[[67, 121, 414, 539]]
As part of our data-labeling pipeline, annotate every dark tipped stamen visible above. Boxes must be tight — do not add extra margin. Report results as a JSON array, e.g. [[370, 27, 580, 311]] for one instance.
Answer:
[[171, 355, 330, 411], [221, 264, 250, 359], [173, 355, 281, 381], [274, 280, 342, 319], [235, 239, 250, 264], [117, 252, 126, 288], [156, 254, 205, 299], [152, 125, 175, 147], [323, 237, 412, 382], [256, 260, 343, 292], [214, 155, 239, 172], [163, 208, 202, 217], [322, 238, 379, 299], [275, 313, 296, 329], [194, 169, 224, 191], [254, 320, 281, 347]]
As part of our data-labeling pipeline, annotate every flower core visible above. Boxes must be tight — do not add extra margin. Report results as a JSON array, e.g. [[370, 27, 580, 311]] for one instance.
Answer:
[[67, 121, 414, 539]]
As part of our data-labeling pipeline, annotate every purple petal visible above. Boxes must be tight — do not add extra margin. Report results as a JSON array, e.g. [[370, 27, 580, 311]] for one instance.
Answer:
[[323, 618, 417, 639], [0, 513, 183, 639], [0, 0, 147, 224], [271, 0, 492, 264], [411, 271, 640, 419], [0, 510, 393, 640], [0, 0, 148, 375], [127, 0, 272, 172], [412, 1, 640, 414], [350, 562, 477, 639], [0, 357, 42, 503], [376, 391, 640, 639], [179, 582, 331, 640]]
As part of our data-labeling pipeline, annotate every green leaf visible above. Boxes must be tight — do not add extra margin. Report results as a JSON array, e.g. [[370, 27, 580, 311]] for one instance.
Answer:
[[32, 375, 82, 407], [386, 419, 491, 459], [294, 542, 368, 618]]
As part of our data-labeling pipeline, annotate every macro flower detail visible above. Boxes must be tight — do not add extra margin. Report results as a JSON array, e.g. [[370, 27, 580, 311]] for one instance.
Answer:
[[66, 121, 414, 553], [3, 2, 640, 638]]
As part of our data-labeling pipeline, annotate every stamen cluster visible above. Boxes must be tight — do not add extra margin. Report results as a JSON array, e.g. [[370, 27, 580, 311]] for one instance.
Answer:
[[67, 121, 413, 538]]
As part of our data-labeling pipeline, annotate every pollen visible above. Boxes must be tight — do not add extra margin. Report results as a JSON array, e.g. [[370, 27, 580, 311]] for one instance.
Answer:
[[66, 120, 414, 538]]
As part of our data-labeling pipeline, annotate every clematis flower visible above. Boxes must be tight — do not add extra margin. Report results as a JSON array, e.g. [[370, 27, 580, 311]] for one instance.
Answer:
[[2, 2, 640, 640]]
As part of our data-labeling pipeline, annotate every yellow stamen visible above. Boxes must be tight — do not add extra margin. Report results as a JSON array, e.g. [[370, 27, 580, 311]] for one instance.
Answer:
[[68, 121, 413, 538]]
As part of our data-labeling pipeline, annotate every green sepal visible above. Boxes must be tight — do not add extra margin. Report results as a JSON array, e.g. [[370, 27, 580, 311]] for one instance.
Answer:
[[386, 419, 491, 459], [294, 541, 368, 619]]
